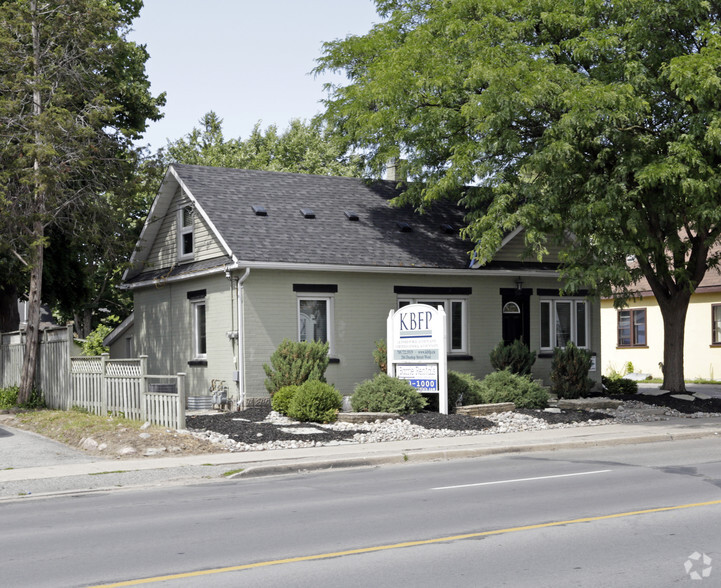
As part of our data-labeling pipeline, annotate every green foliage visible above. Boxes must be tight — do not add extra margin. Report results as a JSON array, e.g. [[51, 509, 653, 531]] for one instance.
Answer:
[[263, 339, 330, 395], [286, 381, 343, 423], [81, 324, 113, 356], [602, 376, 639, 396], [271, 385, 299, 416], [624, 362, 635, 376], [477, 371, 549, 409], [489, 340, 537, 375], [373, 339, 387, 373], [447, 371, 483, 409], [0, 386, 18, 410], [163, 112, 364, 177], [0, 385, 44, 409], [351, 373, 427, 414], [316, 0, 721, 391], [550, 343, 594, 399]]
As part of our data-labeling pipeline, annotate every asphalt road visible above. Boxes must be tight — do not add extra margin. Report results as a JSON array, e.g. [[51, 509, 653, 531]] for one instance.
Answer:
[[2, 437, 721, 587]]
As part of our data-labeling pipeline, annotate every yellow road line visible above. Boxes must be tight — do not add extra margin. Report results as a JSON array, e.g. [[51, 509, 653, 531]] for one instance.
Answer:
[[91, 498, 721, 587]]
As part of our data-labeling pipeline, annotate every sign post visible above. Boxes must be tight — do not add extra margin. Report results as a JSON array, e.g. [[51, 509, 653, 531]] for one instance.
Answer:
[[387, 303, 448, 414]]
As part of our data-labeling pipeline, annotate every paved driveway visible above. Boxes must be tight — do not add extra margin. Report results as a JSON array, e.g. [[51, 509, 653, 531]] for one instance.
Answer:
[[0, 419, 93, 470]]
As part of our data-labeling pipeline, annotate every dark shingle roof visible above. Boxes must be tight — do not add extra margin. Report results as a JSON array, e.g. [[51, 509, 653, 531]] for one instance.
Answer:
[[172, 164, 475, 270]]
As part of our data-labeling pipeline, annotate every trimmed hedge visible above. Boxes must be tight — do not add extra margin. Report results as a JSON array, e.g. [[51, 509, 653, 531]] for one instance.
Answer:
[[477, 370, 549, 409], [287, 380, 343, 423], [351, 373, 427, 414], [271, 385, 299, 415]]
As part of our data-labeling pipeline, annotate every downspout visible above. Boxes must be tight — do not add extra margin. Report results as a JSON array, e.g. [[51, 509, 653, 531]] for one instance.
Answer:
[[237, 267, 250, 409]]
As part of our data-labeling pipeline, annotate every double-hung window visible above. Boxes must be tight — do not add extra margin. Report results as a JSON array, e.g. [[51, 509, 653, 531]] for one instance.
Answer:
[[178, 205, 194, 260], [617, 308, 646, 347], [712, 305, 721, 345], [298, 296, 333, 352], [187, 291, 207, 360], [540, 298, 588, 351], [397, 298, 468, 354]]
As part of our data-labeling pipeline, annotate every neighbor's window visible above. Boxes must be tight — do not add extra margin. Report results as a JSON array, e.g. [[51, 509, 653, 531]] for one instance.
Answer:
[[713, 305, 721, 345], [397, 298, 468, 354], [298, 296, 333, 352], [178, 205, 194, 259], [540, 299, 589, 351], [191, 299, 207, 358], [617, 308, 646, 347]]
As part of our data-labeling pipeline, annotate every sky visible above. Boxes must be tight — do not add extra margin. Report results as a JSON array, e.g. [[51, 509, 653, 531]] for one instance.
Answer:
[[128, 1, 381, 152]]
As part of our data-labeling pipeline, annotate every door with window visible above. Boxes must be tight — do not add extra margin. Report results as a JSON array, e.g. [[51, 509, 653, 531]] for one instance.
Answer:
[[501, 290, 530, 345]]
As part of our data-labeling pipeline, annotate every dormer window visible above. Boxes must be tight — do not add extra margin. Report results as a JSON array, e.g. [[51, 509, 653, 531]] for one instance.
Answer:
[[179, 205, 194, 260]]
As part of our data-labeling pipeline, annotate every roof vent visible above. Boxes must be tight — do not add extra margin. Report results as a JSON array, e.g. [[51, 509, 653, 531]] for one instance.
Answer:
[[344, 210, 359, 221], [396, 221, 412, 233], [300, 208, 315, 219], [440, 223, 455, 234], [252, 205, 267, 216]]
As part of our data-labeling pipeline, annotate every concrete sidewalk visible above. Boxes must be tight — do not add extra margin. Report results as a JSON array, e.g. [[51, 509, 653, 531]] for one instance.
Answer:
[[2, 415, 721, 501]]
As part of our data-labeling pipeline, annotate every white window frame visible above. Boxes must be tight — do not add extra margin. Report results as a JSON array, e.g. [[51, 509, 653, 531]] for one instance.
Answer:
[[297, 295, 334, 353], [191, 298, 207, 359], [540, 298, 589, 352], [178, 205, 194, 261], [397, 297, 468, 354]]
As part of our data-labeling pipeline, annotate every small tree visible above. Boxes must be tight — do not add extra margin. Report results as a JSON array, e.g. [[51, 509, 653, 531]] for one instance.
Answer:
[[263, 339, 329, 396], [550, 342, 594, 399]]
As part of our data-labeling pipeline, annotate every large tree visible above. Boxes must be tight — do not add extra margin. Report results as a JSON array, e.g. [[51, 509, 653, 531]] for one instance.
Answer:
[[315, 0, 721, 392], [0, 0, 163, 402], [163, 111, 365, 176]]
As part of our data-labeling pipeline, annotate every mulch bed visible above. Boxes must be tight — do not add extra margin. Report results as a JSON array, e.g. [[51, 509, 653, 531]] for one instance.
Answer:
[[186, 392, 721, 446]]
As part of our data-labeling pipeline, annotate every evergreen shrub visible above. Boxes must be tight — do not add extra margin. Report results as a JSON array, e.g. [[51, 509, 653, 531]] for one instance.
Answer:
[[477, 370, 549, 408], [263, 339, 329, 395], [489, 339, 537, 375], [271, 385, 299, 415], [351, 373, 427, 414], [286, 380, 343, 423], [602, 376, 638, 396], [550, 342, 594, 399], [447, 371, 483, 408]]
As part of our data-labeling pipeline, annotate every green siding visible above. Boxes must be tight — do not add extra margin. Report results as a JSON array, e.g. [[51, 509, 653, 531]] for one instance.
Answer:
[[494, 229, 564, 263]]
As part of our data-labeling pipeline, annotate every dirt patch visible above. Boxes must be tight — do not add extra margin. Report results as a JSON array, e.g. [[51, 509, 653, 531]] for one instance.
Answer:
[[1, 411, 224, 459]]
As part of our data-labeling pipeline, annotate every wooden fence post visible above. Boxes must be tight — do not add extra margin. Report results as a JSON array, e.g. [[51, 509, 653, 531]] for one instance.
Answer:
[[177, 372, 186, 430], [65, 324, 73, 410], [139, 355, 148, 422], [100, 353, 109, 416]]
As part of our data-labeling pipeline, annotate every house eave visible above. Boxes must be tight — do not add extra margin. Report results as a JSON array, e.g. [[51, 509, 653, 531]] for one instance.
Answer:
[[122, 260, 560, 289]]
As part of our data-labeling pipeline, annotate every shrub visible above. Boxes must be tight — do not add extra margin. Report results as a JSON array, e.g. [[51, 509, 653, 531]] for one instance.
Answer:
[[81, 324, 114, 356], [351, 373, 427, 414], [287, 380, 343, 423], [550, 342, 594, 399], [447, 371, 483, 408], [373, 339, 387, 373], [477, 370, 549, 409], [602, 376, 638, 396], [263, 339, 330, 395], [271, 385, 299, 415], [489, 339, 537, 375], [0, 386, 18, 410]]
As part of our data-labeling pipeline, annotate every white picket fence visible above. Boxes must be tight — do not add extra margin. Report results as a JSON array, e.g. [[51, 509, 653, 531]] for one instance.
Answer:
[[1, 326, 186, 430]]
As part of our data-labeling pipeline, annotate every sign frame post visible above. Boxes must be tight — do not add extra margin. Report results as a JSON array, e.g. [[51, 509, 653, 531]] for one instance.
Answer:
[[387, 303, 448, 414]]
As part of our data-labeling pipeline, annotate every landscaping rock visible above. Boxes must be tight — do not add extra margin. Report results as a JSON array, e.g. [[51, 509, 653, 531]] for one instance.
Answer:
[[456, 403, 515, 416], [336, 412, 400, 424], [557, 398, 623, 410]]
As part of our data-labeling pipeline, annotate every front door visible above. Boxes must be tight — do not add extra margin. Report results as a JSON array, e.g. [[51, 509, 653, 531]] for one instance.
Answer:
[[501, 289, 530, 346]]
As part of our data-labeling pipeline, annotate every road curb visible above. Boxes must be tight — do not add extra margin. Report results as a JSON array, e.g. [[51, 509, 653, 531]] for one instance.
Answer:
[[231, 428, 721, 479]]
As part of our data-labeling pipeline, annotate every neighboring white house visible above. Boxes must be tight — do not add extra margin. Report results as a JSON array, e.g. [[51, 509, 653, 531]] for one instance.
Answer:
[[114, 164, 602, 406]]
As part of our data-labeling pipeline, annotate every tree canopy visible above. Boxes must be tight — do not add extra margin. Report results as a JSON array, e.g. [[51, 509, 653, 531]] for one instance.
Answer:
[[0, 0, 164, 400], [316, 0, 721, 392], [162, 111, 364, 177]]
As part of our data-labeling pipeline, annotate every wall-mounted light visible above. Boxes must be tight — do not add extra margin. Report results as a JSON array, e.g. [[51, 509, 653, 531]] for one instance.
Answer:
[[515, 277, 524, 292]]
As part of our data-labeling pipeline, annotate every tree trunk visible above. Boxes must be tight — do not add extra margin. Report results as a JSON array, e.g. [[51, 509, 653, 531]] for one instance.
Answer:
[[19, 232, 43, 404], [657, 293, 690, 393]]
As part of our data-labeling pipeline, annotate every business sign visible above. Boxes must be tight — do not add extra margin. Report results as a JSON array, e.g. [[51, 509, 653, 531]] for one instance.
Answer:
[[395, 364, 438, 392], [387, 303, 448, 414]]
